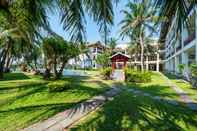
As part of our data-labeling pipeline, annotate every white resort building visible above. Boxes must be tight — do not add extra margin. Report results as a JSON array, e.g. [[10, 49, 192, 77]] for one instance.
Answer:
[[128, 41, 164, 72], [69, 40, 163, 71], [68, 41, 106, 69], [163, 6, 196, 79]]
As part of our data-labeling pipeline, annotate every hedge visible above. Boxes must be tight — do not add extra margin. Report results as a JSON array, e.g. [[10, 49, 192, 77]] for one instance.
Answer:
[[125, 68, 152, 83], [47, 80, 72, 92]]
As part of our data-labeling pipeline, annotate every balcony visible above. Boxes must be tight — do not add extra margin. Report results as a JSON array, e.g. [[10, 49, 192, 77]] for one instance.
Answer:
[[184, 32, 196, 46]]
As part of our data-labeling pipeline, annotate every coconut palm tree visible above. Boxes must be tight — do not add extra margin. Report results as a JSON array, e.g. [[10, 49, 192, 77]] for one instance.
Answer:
[[120, 0, 158, 71], [0, 0, 118, 78], [154, 0, 196, 42], [108, 38, 118, 55]]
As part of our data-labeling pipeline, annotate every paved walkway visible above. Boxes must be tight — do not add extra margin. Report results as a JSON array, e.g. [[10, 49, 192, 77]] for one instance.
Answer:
[[160, 73, 197, 110], [112, 70, 125, 81], [23, 85, 121, 131]]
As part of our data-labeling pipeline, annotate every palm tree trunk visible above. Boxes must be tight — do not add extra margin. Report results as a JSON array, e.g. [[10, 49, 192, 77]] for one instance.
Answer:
[[0, 42, 11, 79], [140, 34, 144, 72], [43, 61, 52, 80], [4, 54, 11, 73], [57, 61, 66, 79], [104, 22, 107, 46], [53, 57, 58, 79]]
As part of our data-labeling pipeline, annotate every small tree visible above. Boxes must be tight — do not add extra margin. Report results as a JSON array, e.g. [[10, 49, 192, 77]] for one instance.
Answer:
[[96, 52, 110, 68], [42, 36, 79, 79]]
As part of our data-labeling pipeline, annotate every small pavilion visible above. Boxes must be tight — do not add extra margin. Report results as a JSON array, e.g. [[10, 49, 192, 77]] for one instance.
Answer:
[[110, 52, 130, 72]]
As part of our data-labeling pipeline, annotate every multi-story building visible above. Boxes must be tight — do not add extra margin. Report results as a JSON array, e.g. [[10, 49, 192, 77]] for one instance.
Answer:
[[128, 41, 164, 72], [68, 41, 106, 69], [164, 6, 196, 79]]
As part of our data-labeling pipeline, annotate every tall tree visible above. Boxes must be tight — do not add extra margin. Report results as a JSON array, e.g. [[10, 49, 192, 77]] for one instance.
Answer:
[[108, 37, 117, 55], [120, 0, 158, 71], [0, 0, 118, 79], [154, 0, 196, 42]]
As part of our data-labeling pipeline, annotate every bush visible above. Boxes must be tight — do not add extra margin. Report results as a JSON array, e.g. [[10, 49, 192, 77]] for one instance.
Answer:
[[189, 64, 197, 88], [178, 64, 185, 74], [190, 64, 197, 77], [125, 68, 151, 83], [101, 67, 112, 80], [47, 80, 71, 92]]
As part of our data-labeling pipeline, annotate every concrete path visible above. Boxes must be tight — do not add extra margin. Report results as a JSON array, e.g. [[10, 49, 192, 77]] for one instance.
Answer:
[[23, 85, 121, 131], [112, 70, 125, 81], [160, 73, 197, 110]]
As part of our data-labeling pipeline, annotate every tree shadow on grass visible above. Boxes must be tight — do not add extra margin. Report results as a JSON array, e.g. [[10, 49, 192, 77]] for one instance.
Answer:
[[126, 83, 180, 99], [1, 73, 30, 81], [0, 84, 47, 107], [0, 102, 81, 131], [0, 82, 46, 92], [163, 72, 178, 79], [70, 92, 197, 131]]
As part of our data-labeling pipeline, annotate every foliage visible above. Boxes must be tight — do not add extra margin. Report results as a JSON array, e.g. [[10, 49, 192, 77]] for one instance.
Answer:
[[125, 68, 152, 83], [101, 67, 112, 80], [190, 64, 197, 77], [95, 52, 110, 68], [154, 0, 196, 41], [108, 37, 117, 55], [0, 0, 117, 79], [178, 64, 185, 73], [42, 36, 80, 79], [120, 0, 159, 71], [24, 45, 42, 71], [47, 80, 72, 92]]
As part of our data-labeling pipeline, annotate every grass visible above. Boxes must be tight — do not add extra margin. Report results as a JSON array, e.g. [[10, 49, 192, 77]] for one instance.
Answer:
[[70, 72, 197, 131], [126, 72, 180, 100], [70, 91, 197, 131], [0, 73, 113, 131], [165, 73, 197, 102]]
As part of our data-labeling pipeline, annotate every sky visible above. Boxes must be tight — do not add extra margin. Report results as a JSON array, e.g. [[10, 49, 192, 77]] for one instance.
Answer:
[[48, 0, 129, 44]]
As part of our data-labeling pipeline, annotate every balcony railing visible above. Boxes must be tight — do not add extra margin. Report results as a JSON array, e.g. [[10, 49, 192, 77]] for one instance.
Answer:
[[184, 32, 196, 46]]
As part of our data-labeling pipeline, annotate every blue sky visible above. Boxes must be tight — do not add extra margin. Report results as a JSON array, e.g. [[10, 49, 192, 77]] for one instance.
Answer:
[[48, 0, 129, 44]]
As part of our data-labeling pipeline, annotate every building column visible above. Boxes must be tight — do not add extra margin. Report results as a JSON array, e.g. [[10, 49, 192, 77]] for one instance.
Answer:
[[156, 52, 160, 72], [146, 56, 149, 70]]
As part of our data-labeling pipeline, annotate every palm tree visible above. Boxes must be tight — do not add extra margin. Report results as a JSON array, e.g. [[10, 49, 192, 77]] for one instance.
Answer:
[[120, 0, 158, 71], [108, 38, 117, 55], [0, 0, 118, 78], [154, 0, 196, 42]]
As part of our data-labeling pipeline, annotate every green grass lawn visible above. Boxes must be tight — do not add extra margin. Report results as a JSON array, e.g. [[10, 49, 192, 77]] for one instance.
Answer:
[[70, 91, 197, 131], [126, 72, 180, 100], [0, 73, 113, 131], [165, 73, 197, 102], [70, 72, 197, 131]]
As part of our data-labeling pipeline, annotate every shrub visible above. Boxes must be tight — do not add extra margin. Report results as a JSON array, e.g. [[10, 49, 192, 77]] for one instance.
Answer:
[[125, 68, 151, 83], [190, 64, 197, 77], [178, 64, 185, 74], [47, 80, 71, 92], [101, 67, 112, 80], [189, 64, 197, 88]]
